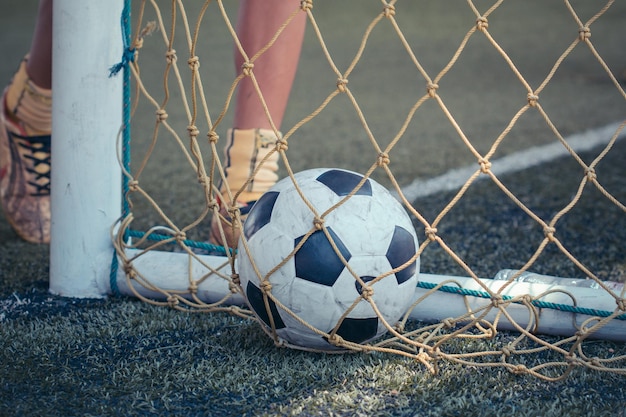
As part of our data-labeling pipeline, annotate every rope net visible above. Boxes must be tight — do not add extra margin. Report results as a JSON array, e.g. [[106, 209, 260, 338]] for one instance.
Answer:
[[114, 0, 626, 380]]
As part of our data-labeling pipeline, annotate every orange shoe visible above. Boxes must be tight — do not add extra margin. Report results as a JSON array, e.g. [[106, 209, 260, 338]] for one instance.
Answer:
[[0, 57, 52, 244], [208, 199, 257, 249], [208, 128, 280, 249]]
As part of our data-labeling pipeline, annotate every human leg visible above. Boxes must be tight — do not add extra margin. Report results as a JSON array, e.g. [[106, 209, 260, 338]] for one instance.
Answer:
[[210, 0, 306, 247]]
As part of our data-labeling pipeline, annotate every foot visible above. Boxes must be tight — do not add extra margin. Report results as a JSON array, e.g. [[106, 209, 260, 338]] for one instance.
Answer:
[[208, 199, 257, 249], [0, 58, 52, 244], [208, 128, 280, 249]]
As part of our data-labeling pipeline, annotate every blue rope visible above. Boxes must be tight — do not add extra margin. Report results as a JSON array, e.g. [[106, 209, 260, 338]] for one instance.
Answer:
[[126, 229, 234, 256], [416, 281, 626, 321], [108, 1, 135, 78], [109, 0, 133, 296]]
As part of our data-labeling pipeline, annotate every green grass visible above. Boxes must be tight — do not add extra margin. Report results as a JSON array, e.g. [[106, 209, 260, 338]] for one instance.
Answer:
[[1, 281, 625, 417]]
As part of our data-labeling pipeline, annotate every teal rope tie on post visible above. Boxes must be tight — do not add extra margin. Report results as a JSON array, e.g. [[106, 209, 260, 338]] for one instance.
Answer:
[[108, 3, 135, 78], [125, 230, 235, 257]]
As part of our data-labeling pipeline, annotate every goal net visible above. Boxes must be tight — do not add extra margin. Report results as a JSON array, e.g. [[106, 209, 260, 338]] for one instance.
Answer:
[[50, 0, 625, 380]]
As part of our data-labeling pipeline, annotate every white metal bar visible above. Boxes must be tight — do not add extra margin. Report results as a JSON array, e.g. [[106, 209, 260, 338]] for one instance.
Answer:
[[49, 0, 124, 298]]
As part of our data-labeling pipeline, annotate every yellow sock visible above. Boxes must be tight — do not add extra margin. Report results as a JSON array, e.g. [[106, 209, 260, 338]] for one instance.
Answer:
[[4, 57, 52, 136], [221, 128, 280, 203]]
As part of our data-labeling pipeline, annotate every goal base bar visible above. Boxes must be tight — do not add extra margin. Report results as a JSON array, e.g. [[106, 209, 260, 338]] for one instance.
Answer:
[[109, 249, 626, 342]]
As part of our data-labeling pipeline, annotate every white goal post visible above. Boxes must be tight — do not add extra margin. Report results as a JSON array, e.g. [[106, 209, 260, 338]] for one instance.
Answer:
[[48, 0, 625, 343], [49, 0, 124, 298]]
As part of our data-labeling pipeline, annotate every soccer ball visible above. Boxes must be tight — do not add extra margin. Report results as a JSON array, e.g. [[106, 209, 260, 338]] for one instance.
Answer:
[[237, 168, 419, 350]]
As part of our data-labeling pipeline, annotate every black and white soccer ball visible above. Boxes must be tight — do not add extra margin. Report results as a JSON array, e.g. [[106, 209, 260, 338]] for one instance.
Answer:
[[237, 168, 419, 350]]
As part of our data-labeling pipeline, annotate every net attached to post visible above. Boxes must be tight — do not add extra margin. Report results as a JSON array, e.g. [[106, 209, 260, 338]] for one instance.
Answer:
[[112, 0, 626, 380]]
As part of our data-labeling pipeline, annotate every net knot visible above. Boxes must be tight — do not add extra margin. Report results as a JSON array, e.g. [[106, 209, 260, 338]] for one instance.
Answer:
[[123, 263, 135, 277], [155, 109, 168, 122], [165, 49, 177, 64], [197, 174, 208, 186], [175, 231, 187, 242], [565, 353, 579, 364], [275, 138, 289, 152], [327, 333, 345, 347], [187, 125, 199, 138], [231, 273, 240, 286], [519, 294, 534, 306], [442, 318, 455, 328], [383, 4, 396, 18], [575, 328, 589, 339], [260, 280, 273, 294], [337, 78, 349, 93], [360, 285, 374, 300], [167, 295, 179, 307], [187, 55, 200, 70], [229, 282, 240, 294], [512, 364, 527, 374], [527, 93, 539, 107], [476, 16, 489, 31], [416, 351, 432, 363], [188, 282, 198, 294], [227, 203, 240, 218], [478, 158, 491, 173], [242, 62, 254, 76], [128, 179, 139, 192], [616, 298, 626, 312], [543, 226, 556, 241], [207, 131, 219, 144], [585, 167, 597, 181], [578, 26, 591, 41], [425, 227, 438, 241], [491, 295, 505, 308], [426, 82, 439, 98], [208, 199, 219, 211], [377, 152, 390, 167], [300, 0, 313, 11], [313, 217, 324, 230], [501, 346, 515, 357]]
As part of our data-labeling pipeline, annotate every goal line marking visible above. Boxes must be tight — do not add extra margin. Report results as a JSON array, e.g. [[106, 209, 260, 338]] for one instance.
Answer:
[[398, 121, 625, 201]]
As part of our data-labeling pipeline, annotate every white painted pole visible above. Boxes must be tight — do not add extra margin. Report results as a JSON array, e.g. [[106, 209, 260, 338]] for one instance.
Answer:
[[49, 0, 124, 298]]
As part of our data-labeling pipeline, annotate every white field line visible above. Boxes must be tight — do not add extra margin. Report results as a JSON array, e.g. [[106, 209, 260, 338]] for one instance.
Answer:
[[397, 121, 625, 201]]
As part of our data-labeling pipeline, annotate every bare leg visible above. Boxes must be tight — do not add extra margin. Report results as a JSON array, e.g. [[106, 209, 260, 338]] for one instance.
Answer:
[[233, 0, 306, 130], [26, 0, 53, 89], [210, 0, 307, 247]]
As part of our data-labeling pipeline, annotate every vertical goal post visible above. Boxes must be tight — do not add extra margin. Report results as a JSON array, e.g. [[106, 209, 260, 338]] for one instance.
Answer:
[[47, 0, 626, 345], [49, 0, 124, 298]]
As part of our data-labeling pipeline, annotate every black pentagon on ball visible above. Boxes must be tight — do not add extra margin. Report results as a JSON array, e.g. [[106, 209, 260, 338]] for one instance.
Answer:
[[294, 227, 352, 286], [316, 169, 372, 197], [243, 191, 280, 240], [386, 225, 417, 284], [246, 281, 285, 329], [332, 317, 379, 344]]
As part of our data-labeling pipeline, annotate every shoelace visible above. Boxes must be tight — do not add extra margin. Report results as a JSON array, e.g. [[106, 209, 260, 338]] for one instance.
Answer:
[[16, 133, 51, 196]]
